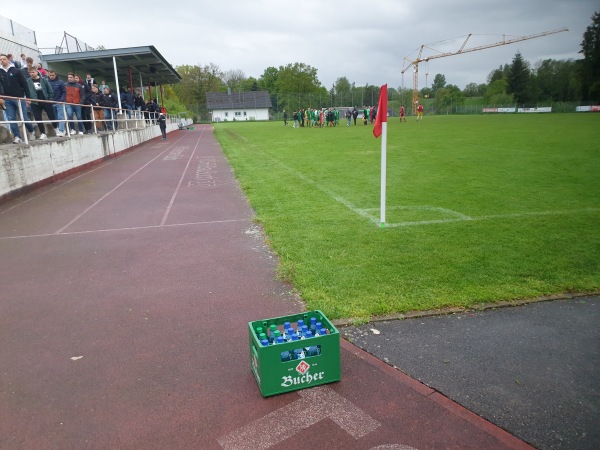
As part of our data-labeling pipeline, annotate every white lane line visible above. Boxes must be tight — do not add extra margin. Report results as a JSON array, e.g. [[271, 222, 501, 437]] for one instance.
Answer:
[[218, 385, 380, 450], [0, 219, 249, 240], [362, 205, 472, 220], [382, 207, 600, 228], [0, 143, 150, 215], [54, 136, 188, 234], [160, 126, 207, 226]]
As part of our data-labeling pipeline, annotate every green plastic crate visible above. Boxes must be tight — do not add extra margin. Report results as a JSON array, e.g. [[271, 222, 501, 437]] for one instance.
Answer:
[[249, 310, 341, 397]]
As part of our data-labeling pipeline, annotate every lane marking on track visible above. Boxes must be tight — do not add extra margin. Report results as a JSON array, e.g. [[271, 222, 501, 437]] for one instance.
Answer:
[[0, 142, 152, 216], [0, 218, 249, 240], [54, 134, 190, 234], [160, 126, 207, 226], [217, 385, 380, 450]]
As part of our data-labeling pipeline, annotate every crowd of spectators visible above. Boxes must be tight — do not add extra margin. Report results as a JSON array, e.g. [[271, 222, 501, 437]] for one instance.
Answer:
[[0, 52, 165, 144]]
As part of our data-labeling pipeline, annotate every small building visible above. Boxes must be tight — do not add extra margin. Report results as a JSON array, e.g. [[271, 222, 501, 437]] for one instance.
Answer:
[[206, 91, 272, 122]]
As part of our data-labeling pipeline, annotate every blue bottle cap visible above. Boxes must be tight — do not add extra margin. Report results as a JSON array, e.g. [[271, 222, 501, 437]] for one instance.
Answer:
[[283, 321, 290, 329], [291, 333, 299, 341], [276, 336, 284, 344], [301, 325, 308, 333], [319, 328, 328, 336], [260, 339, 269, 347], [305, 331, 313, 339], [310, 317, 317, 325], [297, 319, 304, 327]]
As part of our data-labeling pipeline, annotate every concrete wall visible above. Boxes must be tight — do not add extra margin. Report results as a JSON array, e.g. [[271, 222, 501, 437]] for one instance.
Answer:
[[0, 122, 181, 202]]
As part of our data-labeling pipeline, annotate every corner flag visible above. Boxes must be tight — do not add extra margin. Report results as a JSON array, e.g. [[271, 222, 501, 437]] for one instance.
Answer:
[[373, 84, 388, 138], [374, 84, 388, 227]]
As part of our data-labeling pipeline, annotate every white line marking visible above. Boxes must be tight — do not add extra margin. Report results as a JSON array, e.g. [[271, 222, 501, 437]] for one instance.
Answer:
[[160, 126, 207, 226], [362, 205, 472, 220], [382, 207, 600, 228], [0, 143, 150, 215], [0, 219, 249, 240], [218, 385, 380, 450], [54, 137, 188, 234]]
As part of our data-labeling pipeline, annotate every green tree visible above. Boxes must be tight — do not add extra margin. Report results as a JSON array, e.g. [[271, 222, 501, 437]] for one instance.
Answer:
[[258, 67, 279, 93], [172, 63, 224, 119], [534, 59, 579, 101], [334, 76, 352, 105], [222, 69, 246, 93], [240, 77, 260, 92], [485, 78, 514, 106], [275, 62, 322, 94], [431, 74, 446, 96], [433, 84, 463, 112], [462, 82, 481, 97], [487, 64, 510, 83], [508, 51, 532, 104], [579, 11, 600, 101]]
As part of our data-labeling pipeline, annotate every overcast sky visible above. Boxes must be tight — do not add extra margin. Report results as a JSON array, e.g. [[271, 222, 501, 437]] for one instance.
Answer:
[[2, 1, 597, 90]]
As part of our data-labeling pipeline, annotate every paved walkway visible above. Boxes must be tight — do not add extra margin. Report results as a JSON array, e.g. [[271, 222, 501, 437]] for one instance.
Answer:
[[1, 126, 532, 449], [343, 297, 600, 450]]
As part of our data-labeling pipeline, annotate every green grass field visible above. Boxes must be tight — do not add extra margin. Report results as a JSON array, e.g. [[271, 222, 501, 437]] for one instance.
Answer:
[[214, 114, 600, 320]]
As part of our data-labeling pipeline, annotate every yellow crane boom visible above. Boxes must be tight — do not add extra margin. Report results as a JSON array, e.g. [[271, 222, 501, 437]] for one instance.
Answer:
[[401, 28, 568, 115]]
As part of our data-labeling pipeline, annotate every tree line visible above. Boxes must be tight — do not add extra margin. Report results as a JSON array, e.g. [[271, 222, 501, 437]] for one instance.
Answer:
[[170, 12, 599, 119]]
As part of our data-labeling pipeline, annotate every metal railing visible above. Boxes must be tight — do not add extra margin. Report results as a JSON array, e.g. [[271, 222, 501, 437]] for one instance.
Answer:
[[1, 94, 175, 145]]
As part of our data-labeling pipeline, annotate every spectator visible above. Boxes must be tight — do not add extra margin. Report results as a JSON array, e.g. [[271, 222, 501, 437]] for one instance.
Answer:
[[75, 74, 93, 134], [158, 111, 167, 140], [85, 73, 95, 89], [99, 80, 108, 92], [64, 72, 84, 135], [21, 57, 35, 79], [26, 68, 56, 140], [135, 92, 145, 112], [0, 53, 36, 143], [89, 84, 104, 131], [47, 69, 67, 136], [7, 54, 20, 68], [124, 88, 136, 117], [36, 63, 48, 78], [101, 86, 118, 131], [20, 53, 27, 68]]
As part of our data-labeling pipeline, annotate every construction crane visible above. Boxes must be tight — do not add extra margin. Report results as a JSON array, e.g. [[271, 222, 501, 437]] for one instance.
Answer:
[[401, 28, 568, 115]]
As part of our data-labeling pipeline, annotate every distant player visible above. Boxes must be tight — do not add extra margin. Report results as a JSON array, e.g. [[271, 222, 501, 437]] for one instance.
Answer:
[[417, 103, 423, 121], [400, 105, 406, 122]]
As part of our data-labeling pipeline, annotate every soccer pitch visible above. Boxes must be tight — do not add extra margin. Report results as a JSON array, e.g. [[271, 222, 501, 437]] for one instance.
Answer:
[[214, 114, 600, 320]]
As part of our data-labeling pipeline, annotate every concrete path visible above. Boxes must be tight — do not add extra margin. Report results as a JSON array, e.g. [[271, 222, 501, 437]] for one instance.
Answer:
[[342, 297, 600, 450], [1, 126, 532, 449]]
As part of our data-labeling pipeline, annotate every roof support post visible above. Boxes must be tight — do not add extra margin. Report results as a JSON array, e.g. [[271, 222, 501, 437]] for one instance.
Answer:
[[113, 56, 122, 110]]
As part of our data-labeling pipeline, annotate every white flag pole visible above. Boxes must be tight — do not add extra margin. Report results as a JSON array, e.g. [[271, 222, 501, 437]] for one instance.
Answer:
[[380, 121, 387, 228]]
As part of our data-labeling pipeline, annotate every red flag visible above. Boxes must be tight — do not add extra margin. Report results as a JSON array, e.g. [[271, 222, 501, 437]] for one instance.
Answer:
[[373, 84, 388, 138]]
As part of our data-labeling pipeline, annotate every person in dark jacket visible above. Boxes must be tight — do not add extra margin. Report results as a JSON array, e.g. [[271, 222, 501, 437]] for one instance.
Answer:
[[158, 112, 167, 140], [101, 86, 118, 131], [27, 68, 57, 139], [124, 88, 136, 118], [0, 53, 36, 143], [75, 74, 92, 133], [47, 69, 67, 136], [89, 84, 104, 131]]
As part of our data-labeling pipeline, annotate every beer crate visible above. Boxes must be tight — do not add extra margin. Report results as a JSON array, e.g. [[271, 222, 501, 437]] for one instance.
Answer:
[[249, 310, 341, 397]]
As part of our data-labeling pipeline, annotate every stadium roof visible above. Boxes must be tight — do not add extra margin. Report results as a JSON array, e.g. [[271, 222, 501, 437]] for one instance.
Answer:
[[41, 45, 181, 87], [206, 91, 272, 110]]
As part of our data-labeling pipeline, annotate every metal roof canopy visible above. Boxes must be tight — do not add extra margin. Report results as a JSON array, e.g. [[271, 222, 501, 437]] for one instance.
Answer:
[[41, 45, 181, 89]]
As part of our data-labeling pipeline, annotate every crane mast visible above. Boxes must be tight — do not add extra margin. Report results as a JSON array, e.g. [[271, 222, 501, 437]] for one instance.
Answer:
[[401, 28, 568, 115]]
